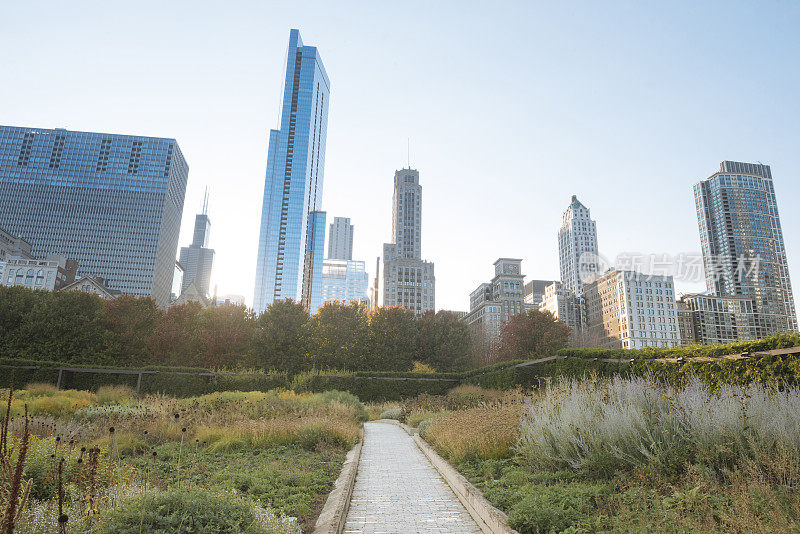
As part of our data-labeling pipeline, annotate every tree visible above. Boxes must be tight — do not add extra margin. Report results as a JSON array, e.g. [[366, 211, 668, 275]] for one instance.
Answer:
[[416, 311, 473, 371], [305, 302, 369, 370], [149, 302, 204, 367], [368, 306, 418, 371], [253, 299, 310, 373], [104, 296, 158, 366], [493, 309, 571, 362], [16, 290, 112, 364], [195, 305, 256, 368]]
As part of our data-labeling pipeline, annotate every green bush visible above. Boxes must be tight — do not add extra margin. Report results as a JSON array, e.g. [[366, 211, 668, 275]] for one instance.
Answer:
[[507, 483, 610, 534], [101, 487, 295, 533]]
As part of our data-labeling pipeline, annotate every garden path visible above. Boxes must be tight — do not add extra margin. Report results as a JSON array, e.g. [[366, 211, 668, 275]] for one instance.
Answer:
[[343, 421, 482, 534]]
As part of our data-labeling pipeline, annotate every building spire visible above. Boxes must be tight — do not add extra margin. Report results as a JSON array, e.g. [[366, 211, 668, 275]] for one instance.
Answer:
[[202, 186, 209, 215]]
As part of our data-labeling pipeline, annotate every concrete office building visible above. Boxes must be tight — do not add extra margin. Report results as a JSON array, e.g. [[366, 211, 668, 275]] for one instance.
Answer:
[[524, 279, 558, 308], [254, 29, 330, 315], [465, 258, 527, 341], [584, 270, 681, 349], [558, 195, 599, 297], [0, 225, 33, 261], [539, 281, 582, 330], [327, 216, 353, 261], [694, 161, 797, 334], [0, 255, 77, 292], [0, 125, 189, 307], [378, 168, 435, 314]]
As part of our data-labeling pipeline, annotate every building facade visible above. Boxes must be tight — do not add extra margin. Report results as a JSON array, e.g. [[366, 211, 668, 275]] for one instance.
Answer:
[[327, 216, 353, 261], [524, 279, 558, 308], [0, 125, 189, 307], [694, 161, 797, 334], [1, 255, 77, 292], [539, 281, 582, 330], [179, 206, 214, 298], [0, 225, 33, 261], [378, 168, 435, 314], [321, 258, 369, 306], [558, 195, 599, 297], [677, 293, 768, 346], [584, 270, 681, 349], [254, 29, 330, 315], [465, 259, 527, 341]]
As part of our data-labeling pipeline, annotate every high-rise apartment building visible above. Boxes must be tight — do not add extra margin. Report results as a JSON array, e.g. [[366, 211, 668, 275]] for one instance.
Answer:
[[327, 216, 353, 261], [694, 161, 797, 333], [378, 168, 435, 314], [254, 29, 330, 315], [465, 258, 527, 341], [0, 125, 189, 307], [584, 270, 681, 349], [179, 194, 214, 297], [558, 195, 599, 297]]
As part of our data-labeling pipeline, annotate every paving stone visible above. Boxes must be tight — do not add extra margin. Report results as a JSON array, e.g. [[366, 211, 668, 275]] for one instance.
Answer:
[[343, 422, 483, 533]]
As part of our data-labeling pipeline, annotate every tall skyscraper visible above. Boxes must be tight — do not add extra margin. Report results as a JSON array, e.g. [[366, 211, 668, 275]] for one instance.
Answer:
[[179, 191, 215, 297], [0, 125, 189, 307], [254, 29, 330, 315], [327, 216, 353, 260], [694, 161, 797, 333], [558, 195, 599, 297], [378, 168, 435, 314]]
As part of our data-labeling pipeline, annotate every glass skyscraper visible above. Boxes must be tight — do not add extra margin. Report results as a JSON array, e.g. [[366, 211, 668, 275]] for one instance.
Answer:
[[694, 161, 797, 333], [0, 125, 188, 307], [254, 29, 330, 315]]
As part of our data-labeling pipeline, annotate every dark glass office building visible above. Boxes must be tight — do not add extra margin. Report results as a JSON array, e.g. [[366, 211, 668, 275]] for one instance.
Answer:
[[254, 29, 330, 315], [0, 125, 189, 307]]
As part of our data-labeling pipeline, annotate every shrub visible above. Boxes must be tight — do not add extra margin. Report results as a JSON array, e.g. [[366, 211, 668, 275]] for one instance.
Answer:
[[378, 408, 402, 420], [292, 369, 455, 401], [423, 405, 521, 463], [507, 483, 610, 534], [101, 487, 298, 533], [517, 376, 800, 478]]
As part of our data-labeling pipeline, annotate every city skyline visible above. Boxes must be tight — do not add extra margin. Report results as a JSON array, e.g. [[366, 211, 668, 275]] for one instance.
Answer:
[[2, 2, 799, 313]]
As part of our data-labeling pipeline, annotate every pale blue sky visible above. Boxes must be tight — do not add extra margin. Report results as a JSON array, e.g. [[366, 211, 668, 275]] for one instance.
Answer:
[[2, 1, 799, 311]]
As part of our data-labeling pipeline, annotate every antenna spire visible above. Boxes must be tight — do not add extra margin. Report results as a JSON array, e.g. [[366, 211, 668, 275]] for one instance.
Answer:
[[202, 187, 209, 215], [407, 138, 410, 169]]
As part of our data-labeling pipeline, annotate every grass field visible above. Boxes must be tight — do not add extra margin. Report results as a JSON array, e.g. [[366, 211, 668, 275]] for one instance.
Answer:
[[1, 383, 363, 533]]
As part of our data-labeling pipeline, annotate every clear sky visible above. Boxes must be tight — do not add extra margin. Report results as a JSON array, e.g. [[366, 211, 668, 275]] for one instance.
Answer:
[[2, 1, 799, 312]]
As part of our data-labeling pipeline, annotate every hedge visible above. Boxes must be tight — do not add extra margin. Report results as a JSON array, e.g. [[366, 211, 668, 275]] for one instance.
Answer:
[[0, 358, 289, 397], [557, 332, 800, 361], [291, 369, 458, 402]]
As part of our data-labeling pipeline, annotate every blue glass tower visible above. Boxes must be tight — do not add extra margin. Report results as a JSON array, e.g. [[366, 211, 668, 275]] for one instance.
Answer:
[[0, 125, 188, 307], [254, 29, 330, 315]]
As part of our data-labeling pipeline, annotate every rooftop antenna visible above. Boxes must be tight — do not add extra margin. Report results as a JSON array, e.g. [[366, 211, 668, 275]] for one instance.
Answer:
[[202, 186, 209, 215], [407, 138, 410, 169]]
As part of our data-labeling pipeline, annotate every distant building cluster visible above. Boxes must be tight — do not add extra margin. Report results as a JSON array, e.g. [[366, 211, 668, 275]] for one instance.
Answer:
[[463, 160, 798, 351]]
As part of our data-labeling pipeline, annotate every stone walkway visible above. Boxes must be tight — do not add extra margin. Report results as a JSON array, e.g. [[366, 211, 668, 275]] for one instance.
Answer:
[[343, 421, 483, 534]]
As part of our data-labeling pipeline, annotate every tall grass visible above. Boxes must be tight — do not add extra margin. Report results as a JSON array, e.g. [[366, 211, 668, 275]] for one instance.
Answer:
[[517, 376, 800, 478]]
